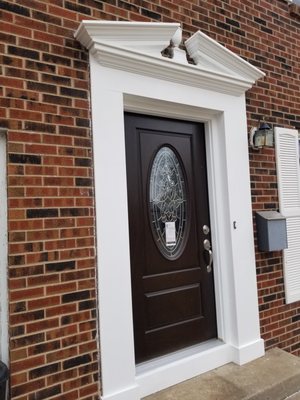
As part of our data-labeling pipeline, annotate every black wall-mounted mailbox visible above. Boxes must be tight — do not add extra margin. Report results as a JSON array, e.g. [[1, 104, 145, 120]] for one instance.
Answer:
[[255, 211, 288, 252]]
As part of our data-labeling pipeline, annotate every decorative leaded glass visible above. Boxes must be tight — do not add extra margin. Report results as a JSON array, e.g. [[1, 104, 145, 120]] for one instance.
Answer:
[[149, 146, 188, 259]]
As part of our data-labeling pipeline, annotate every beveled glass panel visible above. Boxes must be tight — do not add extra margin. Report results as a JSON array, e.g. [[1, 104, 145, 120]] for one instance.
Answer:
[[149, 146, 188, 259]]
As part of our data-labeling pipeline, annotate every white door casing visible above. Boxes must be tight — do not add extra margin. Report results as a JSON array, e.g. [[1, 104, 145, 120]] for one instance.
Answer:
[[0, 129, 8, 365], [75, 22, 265, 400]]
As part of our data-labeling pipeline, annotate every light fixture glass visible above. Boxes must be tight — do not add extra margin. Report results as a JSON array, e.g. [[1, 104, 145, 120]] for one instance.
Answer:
[[250, 121, 274, 149]]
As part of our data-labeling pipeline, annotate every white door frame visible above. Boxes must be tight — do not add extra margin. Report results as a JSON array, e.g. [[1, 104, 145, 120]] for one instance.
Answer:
[[75, 21, 265, 400], [0, 128, 8, 365]]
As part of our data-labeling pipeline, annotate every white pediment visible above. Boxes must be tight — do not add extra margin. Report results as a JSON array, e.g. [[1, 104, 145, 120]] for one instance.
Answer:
[[75, 21, 179, 56], [75, 21, 265, 96], [185, 31, 264, 83]]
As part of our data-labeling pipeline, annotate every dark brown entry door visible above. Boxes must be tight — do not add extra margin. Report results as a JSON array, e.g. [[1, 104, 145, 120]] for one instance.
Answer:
[[125, 113, 217, 364]]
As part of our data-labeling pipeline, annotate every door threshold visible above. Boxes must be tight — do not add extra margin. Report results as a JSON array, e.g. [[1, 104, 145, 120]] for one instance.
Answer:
[[136, 339, 233, 399], [136, 339, 224, 375]]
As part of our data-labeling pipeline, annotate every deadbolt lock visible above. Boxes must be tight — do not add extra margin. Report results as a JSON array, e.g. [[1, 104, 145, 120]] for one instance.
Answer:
[[203, 225, 210, 235]]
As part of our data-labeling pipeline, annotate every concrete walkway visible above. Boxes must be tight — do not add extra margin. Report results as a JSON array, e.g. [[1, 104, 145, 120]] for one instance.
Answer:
[[144, 348, 300, 400]]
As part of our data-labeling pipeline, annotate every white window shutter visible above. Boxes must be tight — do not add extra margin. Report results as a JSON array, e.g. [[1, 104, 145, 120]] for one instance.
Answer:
[[275, 127, 300, 303]]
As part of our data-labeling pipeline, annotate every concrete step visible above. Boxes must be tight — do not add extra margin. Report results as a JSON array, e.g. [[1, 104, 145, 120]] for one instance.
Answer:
[[143, 348, 300, 400], [285, 392, 300, 400]]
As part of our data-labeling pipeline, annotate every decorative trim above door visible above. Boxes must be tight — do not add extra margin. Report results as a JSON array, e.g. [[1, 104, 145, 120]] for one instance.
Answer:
[[75, 21, 265, 400], [75, 21, 264, 96]]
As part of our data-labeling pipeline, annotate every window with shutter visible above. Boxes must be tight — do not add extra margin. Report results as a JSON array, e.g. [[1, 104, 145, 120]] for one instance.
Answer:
[[275, 127, 300, 303]]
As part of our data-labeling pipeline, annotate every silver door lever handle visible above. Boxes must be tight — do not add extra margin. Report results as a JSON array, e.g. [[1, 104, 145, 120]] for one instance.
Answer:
[[203, 239, 213, 273], [206, 249, 213, 273]]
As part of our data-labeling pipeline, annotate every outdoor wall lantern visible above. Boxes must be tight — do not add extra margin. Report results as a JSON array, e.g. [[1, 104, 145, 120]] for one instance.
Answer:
[[250, 121, 274, 149]]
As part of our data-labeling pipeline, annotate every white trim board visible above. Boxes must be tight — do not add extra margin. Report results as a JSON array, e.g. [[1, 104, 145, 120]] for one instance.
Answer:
[[0, 129, 8, 365], [75, 22, 265, 400]]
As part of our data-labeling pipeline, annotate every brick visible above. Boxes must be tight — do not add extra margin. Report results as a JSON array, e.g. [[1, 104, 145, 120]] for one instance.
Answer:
[[48, 4, 79, 20], [61, 310, 91, 325], [64, 2, 92, 16], [44, 114, 74, 126], [28, 385, 61, 400], [27, 101, 58, 113], [79, 382, 99, 397], [0, 21, 31, 38], [10, 325, 25, 337], [41, 73, 71, 85], [46, 304, 76, 318], [9, 153, 41, 164], [60, 208, 89, 217], [24, 121, 56, 133], [61, 270, 95, 283], [11, 354, 45, 374], [46, 260, 75, 272], [5, 87, 40, 102], [0, 31, 16, 44], [60, 227, 92, 238], [8, 186, 25, 198], [10, 309, 44, 325], [9, 109, 42, 121], [46, 282, 77, 295], [27, 274, 60, 287], [9, 198, 43, 208], [75, 177, 93, 187], [79, 300, 96, 311], [33, 30, 64, 45], [32, 10, 62, 25], [0, 97, 24, 110], [26, 317, 60, 334], [78, 360, 98, 376], [43, 93, 72, 106], [63, 354, 91, 370], [9, 231, 26, 242], [43, 217, 75, 229], [43, 52, 71, 66], [44, 197, 74, 207], [60, 86, 88, 98], [0, 77, 24, 89], [0, 1, 30, 16], [8, 208, 26, 220], [10, 287, 44, 302], [62, 290, 90, 303], [47, 24, 72, 38], [29, 363, 59, 379], [28, 339, 61, 357], [19, 37, 49, 52], [8, 46, 40, 60], [26, 60, 56, 73], [11, 378, 46, 398], [10, 371, 27, 386], [47, 346, 78, 363], [63, 374, 91, 392], [28, 296, 60, 311], [8, 143, 24, 154], [27, 81, 57, 94], [46, 324, 78, 341], [46, 369, 77, 386]]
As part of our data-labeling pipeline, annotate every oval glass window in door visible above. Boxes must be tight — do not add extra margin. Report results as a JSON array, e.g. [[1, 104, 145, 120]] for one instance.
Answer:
[[149, 146, 188, 259]]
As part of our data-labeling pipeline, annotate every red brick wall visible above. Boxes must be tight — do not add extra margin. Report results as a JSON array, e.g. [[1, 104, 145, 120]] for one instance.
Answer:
[[0, 0, 299, 399], [1, 1, 99, 399]]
